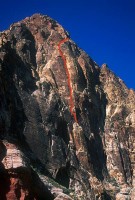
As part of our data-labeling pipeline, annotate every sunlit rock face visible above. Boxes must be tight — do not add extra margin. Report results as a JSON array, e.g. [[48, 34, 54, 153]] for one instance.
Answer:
[[0, 14, 135, 199]]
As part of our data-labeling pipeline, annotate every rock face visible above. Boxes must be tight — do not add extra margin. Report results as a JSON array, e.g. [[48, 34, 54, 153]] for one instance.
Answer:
[[0, 14, 135, 199]]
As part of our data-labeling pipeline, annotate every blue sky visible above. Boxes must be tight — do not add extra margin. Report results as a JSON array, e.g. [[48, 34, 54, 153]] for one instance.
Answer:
[[1, 0, 135, 89]]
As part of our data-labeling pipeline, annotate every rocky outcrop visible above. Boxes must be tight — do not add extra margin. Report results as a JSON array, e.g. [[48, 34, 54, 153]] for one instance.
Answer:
[[0, 14, 134, 199], [0, 140, 54, 199], [100, 64, 135, 199]]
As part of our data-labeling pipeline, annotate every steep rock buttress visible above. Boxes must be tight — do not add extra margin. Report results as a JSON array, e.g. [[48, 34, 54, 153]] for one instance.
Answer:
[[0, 14, 135, 200]]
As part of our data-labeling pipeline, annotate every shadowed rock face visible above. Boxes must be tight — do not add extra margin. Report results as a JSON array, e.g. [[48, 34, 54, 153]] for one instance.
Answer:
[[0, 14, 135, 199]]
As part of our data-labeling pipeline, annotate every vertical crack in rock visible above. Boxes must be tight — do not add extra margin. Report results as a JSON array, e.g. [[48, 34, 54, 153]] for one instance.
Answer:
[[58, 38, 78, 123]]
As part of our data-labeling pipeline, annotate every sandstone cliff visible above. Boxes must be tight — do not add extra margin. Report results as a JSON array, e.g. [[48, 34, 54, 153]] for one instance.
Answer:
[[0, 14, 135, 200]]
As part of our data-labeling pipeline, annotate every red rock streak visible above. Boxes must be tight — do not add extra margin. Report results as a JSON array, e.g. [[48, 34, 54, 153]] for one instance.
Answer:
[[58, 38, 78, 123]]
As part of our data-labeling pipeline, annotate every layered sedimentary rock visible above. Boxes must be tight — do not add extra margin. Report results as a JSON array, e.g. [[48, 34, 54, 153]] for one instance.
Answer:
[[0, 14, 134, 199]]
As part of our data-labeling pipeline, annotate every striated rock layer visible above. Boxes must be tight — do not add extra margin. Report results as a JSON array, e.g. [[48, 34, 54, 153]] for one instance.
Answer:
[[0, 14, 135, 199]]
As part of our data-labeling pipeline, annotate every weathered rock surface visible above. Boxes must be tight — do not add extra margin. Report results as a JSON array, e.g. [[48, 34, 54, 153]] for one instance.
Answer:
[[0, 14, 134, 199]]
